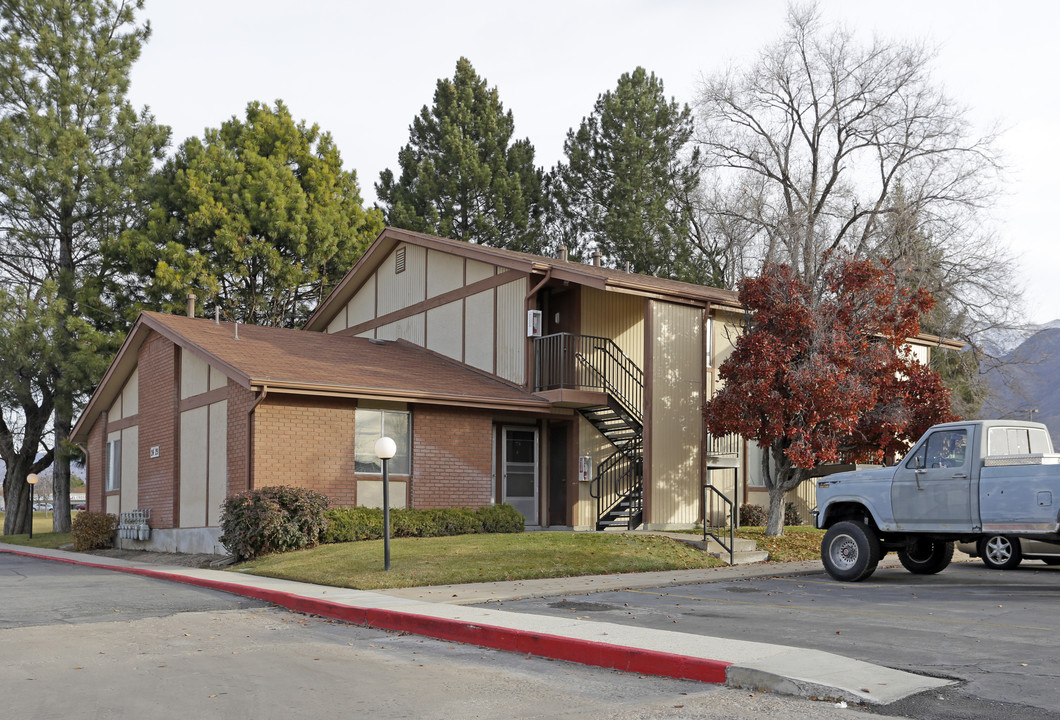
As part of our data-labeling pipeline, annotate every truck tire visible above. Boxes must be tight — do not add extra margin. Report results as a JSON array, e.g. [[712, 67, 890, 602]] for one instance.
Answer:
[[821, 521, 881, 582], [978, 535, 1022, 570], [898, 539, 954, 574]]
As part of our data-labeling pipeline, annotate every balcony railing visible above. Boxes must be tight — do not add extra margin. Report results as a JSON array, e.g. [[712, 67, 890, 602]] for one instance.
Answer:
[[533, 333, 643, 423]]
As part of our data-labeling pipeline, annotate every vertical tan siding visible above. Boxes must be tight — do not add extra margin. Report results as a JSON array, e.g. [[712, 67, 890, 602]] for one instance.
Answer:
[[179, 406, 208, 528], [464, 290, 494, 372], [427, 249, 464, 298], [326, 311, 346, 334], [208, 365, 226, 392], [122, 368, 138, 417], [704, 467, 737, 527], [180, 351, 209, 399], [108, 394, 122, 421], [649, 301, 703, 525], [119, 425, 138, 512], [465, 259, 496, 283], [105, 494, 119, 514], [575, 415, 616, 528], [346, 274, 376, 327], [580, 288, 644, 368], [377, 312, 426, 345], [426, 301, 463, 360], [207, 401, 227, 527], [712, 310, 742, 378], [377, 243, 427, 315], [495, 279, 526, 385]]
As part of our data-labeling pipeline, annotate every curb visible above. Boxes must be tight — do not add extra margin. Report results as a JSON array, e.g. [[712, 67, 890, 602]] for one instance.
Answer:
[[2, 547, 731, 684]]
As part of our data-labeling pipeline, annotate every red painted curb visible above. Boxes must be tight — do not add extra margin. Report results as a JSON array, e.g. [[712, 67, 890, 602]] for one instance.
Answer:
[[3, 548, 732, 683]]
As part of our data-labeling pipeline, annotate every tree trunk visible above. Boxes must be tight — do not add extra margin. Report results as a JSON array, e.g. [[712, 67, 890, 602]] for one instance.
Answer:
[[765, 482, 787, 536], [3, 461, 32, 535], [52, 410, 72, 533]]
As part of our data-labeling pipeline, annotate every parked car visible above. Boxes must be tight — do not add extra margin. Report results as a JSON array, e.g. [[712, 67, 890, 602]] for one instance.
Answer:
[[74, 504, 86, 511], [959, 535, 1060, 569]]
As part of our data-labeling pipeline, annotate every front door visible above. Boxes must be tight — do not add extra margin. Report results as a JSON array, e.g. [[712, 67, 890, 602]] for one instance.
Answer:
[[503, 426, 539, 525], [548, 423, 569, 526], [892, 425, 974, 531]]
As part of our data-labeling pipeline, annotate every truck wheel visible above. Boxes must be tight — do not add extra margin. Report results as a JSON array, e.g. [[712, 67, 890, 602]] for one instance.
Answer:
[[978, 535, 1022, 570], [898, 539, 954, 574], [821, 521, 881, 582]]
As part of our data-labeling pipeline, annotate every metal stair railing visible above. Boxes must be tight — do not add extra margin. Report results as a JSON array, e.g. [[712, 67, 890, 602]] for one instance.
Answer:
[[702, 482, 734, 565], [590, 441, 643, 529]]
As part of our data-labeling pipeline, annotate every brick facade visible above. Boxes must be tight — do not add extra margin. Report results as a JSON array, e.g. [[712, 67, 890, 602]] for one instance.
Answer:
[[253, 394, 359, 506], [136, 333, 179, 528], [411, 406, 494, 508], [86, 414, 105, 513], [226, 380, 256, 497]]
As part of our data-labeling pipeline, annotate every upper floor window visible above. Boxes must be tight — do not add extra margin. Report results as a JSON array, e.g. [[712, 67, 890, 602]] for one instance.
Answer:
[[355, 408, 411, 474]]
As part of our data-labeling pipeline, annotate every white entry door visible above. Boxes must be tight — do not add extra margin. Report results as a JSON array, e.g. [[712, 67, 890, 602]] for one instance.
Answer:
[[502, 426, 538, 525]]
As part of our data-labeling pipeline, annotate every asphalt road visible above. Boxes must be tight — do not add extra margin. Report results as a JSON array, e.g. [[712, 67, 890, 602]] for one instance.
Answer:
[[479, 559, 1060, 720], [0, 552, 908, 720]]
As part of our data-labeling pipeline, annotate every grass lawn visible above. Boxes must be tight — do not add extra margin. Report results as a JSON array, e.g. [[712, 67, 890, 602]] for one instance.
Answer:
[[232, 532, 730, 590], [0, 511, 73, 549], [737, 526, 824, 563]]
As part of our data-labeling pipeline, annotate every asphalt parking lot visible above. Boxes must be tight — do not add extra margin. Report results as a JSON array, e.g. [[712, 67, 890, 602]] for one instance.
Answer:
[[479, 560, 1060, 719]]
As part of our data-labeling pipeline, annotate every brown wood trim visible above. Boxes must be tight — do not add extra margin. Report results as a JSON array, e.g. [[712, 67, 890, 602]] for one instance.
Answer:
[[643, 298, 653, 525], [341, 269, 525, 338], [106, 414, 139, 432], [172, 344, 181, 529], [178, 386, 229, 413]]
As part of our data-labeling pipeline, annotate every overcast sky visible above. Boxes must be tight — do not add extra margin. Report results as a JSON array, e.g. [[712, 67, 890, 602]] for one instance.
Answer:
[[127, 0, 1059, 325]]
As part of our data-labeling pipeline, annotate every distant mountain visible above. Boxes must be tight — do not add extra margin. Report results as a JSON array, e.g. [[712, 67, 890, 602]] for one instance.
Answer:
[[981, 319, 1060, 357], [982, 327, 1060, 449]]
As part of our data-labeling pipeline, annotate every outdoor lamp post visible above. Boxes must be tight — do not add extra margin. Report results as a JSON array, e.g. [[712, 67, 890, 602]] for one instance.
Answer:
[[374, 436, 397, 571], [26, 473, 38, 540]]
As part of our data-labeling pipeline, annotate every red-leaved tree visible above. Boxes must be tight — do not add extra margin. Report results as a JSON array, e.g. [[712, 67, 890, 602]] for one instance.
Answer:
[[705, 257, 955, 536]]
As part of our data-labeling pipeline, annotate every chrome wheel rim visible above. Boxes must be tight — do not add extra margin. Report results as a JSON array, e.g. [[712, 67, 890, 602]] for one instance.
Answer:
[[985, 537, 1013, 565], [829, 533, 858, 571]]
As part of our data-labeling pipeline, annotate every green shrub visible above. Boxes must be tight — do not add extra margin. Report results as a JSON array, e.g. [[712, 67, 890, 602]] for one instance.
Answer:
[[784, 501, 802, 527], [219, 485, 330, 560], [323, 503, 525, 543], [477, 503, 525, 533], [739, 503, 768, 527], [71, 511, 118, 551]]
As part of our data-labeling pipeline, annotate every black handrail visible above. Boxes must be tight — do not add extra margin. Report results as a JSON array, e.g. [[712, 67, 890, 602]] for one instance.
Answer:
[[703, 482, 734, 565], [534, 333, 643, 422], [590, 442, 643, 529]]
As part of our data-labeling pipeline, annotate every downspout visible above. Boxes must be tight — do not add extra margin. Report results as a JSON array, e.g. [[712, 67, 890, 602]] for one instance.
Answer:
[[247, 386, 268, 491]]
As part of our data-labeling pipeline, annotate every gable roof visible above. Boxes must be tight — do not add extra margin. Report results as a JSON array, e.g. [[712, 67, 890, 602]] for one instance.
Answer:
[[71, 311, 550, 443], [303, 227, 742, 332]]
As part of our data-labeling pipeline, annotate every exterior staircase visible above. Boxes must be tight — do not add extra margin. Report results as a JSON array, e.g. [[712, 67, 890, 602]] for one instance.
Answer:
[[534, 333, 645, 530]]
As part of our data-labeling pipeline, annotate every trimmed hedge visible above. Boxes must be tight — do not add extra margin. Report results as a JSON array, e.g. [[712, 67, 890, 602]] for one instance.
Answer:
[[71, 511, 118, 551], [323, 503, 524, 544], [739, 501, 803, 527], [220, 486, 330, 560]]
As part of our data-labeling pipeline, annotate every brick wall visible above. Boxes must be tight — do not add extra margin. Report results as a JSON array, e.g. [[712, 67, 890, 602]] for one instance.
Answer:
[[411, 406, 493, 508], [136, 333, 179, 528], [226, 380, 255, 497], [253, 394, 358, 506], [86, 415, 105, 513]]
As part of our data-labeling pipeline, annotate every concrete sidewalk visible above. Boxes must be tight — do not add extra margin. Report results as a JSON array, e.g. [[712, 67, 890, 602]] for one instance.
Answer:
[[0, 543, 951, 706]]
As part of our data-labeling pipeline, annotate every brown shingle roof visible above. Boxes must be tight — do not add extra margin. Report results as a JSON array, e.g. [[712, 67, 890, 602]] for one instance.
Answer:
[[72, 311, 548, 442]]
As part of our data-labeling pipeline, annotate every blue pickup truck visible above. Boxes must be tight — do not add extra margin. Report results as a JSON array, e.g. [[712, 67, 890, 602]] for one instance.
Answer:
[[814, 420, 1060, 581]]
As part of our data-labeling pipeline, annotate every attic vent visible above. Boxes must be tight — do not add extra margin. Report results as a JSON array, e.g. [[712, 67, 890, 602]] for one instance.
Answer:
[[395, 247, 406, 274]]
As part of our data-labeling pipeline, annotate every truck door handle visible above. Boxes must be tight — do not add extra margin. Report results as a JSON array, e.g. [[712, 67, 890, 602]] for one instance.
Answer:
[[952, 473, 968, 479]]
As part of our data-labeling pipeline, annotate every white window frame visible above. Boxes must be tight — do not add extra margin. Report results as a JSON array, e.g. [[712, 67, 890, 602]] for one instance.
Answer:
[[105, 437, 122, 492], [355, 408, 411, 475]]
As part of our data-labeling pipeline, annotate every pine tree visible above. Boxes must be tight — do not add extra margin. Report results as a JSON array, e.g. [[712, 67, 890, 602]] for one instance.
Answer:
[[111, 100, 383, 328], [0, 0, 170, 532], [549, 67, 707, 282], [377, 57, 546, 253]]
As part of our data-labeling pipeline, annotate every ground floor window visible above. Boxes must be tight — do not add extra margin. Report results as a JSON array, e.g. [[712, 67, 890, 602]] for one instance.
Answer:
[[355, 408, 411, 474], [105, 437, 122, 491]]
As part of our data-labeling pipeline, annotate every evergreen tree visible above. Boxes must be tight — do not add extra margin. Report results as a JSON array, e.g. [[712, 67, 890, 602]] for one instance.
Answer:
[[0, 0, 169, 532], [111, 100, 383, 328], [549, 67, 707, 282], [377, 57, 546, 253]]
